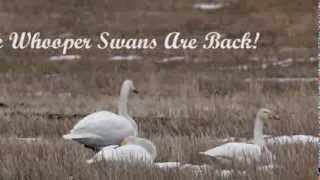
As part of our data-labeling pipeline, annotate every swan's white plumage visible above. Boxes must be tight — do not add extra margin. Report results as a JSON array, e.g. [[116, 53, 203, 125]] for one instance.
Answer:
[[266, 135, 319, 145], [63, 111, 135, 147], [63, 111, 135, 148], [87, 136, 157, 165], [200, 142, 263, 163], [87, 144, 153, 164], [63, 80, 138, 149]]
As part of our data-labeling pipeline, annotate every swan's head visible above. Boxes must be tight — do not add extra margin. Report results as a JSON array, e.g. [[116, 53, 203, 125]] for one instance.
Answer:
[[257, 108, 279, 122], [121, 136, 157, 161], [123, 80, 138, 94]]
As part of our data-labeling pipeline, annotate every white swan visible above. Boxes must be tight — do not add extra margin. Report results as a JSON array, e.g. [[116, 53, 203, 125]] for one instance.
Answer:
[[86, 136, 157, 164], [63, 80, 139, 150], [200, 108, 278, 167]]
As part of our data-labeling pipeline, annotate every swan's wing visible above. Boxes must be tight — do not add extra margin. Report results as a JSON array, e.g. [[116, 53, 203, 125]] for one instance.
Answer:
[[71, 111, 129, 132], [103, 144, 153, 163], [200, 142, 261, 162], [266, 135, 319, 145], [65, 111, 135, 146], [72, 111, 118, 128]]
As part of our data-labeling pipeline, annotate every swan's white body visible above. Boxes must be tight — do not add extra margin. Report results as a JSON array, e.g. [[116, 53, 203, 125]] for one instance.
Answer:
[[63, 111, 136, 148], [87, 136, 157, 165], [200, 109, 276, 166], [266, 135, 319, 145], [87, 145, 153, 164], [200, 142, 273, 165], [63, 80, 138, 149]]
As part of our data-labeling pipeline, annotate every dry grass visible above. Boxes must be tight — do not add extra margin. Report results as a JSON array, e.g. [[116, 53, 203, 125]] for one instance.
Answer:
[[0, 0, 317, 179], [0, 137, 316, 180], [0, 74, 316, 179]]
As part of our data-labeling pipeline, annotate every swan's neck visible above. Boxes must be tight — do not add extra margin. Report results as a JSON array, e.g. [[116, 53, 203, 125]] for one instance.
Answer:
[[127, 116, 138, 136], [118, 83, 138, 136], [118, 84, 129, 117], [253, 115, 265, 146]]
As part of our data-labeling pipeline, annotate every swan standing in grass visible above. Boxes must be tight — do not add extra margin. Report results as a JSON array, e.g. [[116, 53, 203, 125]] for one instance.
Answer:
[[86, 136, 157, 164], [63, 80, 139, 150], [200, 108, 278, 167]]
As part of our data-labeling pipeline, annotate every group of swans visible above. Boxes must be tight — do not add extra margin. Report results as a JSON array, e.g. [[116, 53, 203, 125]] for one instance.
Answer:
[[63, 80, 318, 172]]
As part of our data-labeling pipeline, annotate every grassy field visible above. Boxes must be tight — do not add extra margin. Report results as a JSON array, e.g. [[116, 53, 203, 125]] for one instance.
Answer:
[[0, 0, 317, 179]]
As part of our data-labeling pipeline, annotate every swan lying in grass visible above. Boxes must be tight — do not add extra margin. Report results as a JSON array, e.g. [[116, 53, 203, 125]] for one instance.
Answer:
[[87, 136, 157, 164], [63, 80, 139, 150], [200, 108, 278, 167]]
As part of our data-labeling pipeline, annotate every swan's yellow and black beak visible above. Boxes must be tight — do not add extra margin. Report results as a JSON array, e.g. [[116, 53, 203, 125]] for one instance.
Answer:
[[267, 112, 279, 120]]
